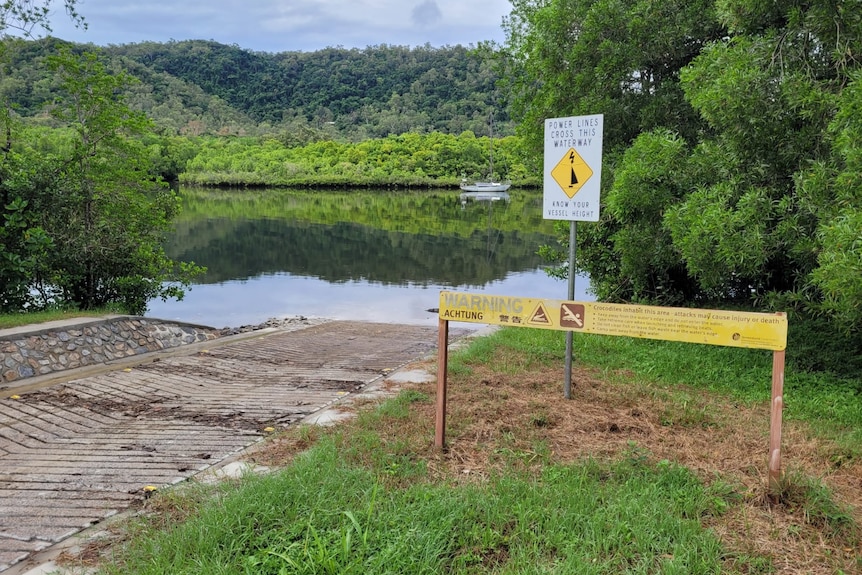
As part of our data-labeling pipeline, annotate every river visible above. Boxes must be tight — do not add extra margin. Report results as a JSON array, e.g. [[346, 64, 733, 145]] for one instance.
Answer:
[[146, 188, 593, 328]]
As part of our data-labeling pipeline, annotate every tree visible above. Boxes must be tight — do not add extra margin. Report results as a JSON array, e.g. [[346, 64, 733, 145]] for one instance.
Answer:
[[37, 49, 201, 313], [0, 0, 84, 37], [663, 1, 862, 325], [0, 142, 54, 311], [502, 0, 724, 304], [1, 1, 84, 312], [502, 0, 721, 161], [0, 47, 202, 314]]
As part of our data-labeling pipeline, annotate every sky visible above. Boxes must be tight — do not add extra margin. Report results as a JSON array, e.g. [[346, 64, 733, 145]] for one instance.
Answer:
[[43, 0, 513, 53]]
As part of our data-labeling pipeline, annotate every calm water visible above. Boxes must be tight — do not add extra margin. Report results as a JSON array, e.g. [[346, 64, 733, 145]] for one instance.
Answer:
[[147, 188, 593, 328]]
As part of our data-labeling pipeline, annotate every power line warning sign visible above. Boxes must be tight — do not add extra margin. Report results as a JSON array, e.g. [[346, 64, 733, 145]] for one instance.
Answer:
[[543, 114, 604, 222]]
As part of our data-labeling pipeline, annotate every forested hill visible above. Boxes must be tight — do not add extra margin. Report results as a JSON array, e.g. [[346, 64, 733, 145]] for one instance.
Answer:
[[1, 38, 507, 140]]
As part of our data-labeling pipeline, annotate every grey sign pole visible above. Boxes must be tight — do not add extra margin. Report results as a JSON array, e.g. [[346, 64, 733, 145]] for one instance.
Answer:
[[564, 220, 576, 399]]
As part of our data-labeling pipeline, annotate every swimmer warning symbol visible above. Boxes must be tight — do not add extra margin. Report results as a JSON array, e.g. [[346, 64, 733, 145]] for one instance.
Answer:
[[560, 303, 585, 329]]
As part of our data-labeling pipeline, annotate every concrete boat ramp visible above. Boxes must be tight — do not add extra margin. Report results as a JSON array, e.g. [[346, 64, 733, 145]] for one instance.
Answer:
[[0, 319, 455, 574]]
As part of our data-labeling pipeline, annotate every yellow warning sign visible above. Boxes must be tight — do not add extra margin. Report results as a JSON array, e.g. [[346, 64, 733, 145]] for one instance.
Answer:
[[551, 148, 593, 199], [438, 291, 787, 351]]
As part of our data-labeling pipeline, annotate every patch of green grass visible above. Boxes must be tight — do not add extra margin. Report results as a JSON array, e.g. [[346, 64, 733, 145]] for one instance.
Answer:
[[447, 334, 500, 375], [770, 468, 857, 536], [0, 307, 122, 329], [360, 388, 430, 421], [98, 437, 738, 575]]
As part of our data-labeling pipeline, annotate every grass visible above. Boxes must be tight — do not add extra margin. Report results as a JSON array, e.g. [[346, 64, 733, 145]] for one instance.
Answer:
[[0, 307, 122, 330], [58, 326, 862, 574], [99, 442, 733, 575]]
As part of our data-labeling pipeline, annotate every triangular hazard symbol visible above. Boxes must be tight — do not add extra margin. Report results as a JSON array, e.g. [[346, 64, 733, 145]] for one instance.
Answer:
[[551, 148, 594, 199], [529, 303, 552, 325]]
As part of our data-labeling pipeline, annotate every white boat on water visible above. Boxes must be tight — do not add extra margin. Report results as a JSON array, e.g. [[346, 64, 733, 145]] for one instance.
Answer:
[[460, 112, 511, 193], [459, 180, 511, 193]]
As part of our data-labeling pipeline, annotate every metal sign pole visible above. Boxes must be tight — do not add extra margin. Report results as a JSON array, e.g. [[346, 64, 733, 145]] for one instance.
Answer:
[[564, 221, 577, 399]]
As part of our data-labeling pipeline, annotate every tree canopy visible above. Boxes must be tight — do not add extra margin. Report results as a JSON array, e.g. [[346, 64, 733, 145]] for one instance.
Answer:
[[504, 0, 862, 336], [1, 38, 511, 140]]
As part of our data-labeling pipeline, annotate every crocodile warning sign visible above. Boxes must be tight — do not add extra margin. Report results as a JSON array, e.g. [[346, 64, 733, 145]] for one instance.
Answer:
[[438, 291, 787, 351]]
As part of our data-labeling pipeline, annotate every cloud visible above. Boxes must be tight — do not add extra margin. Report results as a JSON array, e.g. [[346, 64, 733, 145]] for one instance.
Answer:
[[411, 1, 443, 28], [43, 0, 511, 52]]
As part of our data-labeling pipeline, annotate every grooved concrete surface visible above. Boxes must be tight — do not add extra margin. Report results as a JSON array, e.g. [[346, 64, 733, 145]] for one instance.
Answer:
[[0, 320, 445, 573]]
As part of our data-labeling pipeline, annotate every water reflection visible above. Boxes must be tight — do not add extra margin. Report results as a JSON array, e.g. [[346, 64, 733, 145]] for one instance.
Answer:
[[148, 188, 592, 327]]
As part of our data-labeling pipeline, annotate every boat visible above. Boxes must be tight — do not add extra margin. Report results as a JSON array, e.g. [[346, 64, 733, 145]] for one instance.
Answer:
[[460, 112, 511, 193], [459, 180, 511, 193]]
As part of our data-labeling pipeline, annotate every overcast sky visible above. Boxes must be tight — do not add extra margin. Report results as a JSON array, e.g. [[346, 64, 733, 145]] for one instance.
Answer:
[[43, 0, 512, 53]]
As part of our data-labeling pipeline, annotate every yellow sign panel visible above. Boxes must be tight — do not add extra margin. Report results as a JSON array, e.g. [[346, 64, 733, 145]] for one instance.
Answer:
[[551, 148, 594, 199], [438, 292, 787, 351]]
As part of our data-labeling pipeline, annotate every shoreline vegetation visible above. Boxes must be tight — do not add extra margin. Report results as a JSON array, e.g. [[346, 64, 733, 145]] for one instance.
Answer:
[[175, 132, 541, 190], [25, 124, 542, 190]]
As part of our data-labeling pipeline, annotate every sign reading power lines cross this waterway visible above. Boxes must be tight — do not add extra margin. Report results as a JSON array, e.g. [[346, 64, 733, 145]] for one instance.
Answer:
[[543, 114, 603, 222], [438, 291, 787, 350]]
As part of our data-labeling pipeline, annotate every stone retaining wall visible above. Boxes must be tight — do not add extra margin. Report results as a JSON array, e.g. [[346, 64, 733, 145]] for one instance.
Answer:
[[1, 317, 222, 385]]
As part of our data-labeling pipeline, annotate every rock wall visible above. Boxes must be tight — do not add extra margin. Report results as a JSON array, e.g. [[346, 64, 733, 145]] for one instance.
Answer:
[[1, 317, 222, 384]]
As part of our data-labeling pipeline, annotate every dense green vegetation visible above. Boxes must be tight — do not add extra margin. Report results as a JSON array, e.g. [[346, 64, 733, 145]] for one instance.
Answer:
[[504, 0, 862, 341], [1, 36, 511, 140], [179, 132, 535, 188], [108, 41, 507, 137], [0, 47, 201, 314]]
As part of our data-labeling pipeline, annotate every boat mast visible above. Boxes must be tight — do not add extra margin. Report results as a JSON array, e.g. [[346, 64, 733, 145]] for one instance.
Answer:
[[488, 111, 494, 180]]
